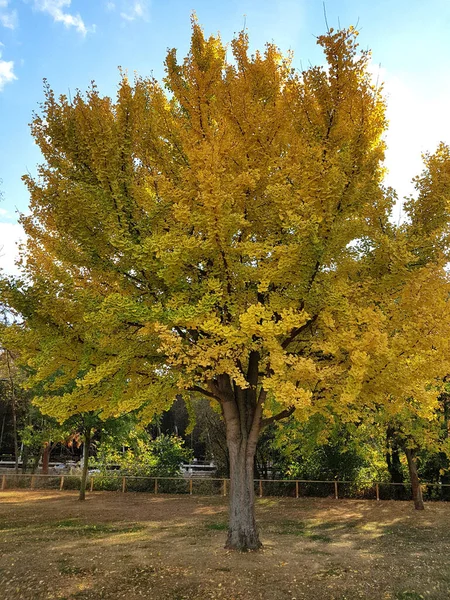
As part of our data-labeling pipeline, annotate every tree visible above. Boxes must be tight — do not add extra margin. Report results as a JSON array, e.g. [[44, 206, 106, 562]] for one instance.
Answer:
[[93, 430, 193, 477], [385, 427, 406, 500], [19, 409, 71, 474], [360, 142, 450, 510], [2, 22, 450, 550], [0, 337, 31, 473], [378, 394, 450, 510]]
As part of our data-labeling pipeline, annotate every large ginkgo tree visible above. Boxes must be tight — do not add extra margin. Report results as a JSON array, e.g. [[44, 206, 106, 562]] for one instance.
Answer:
[[3, 21, 450, 550]]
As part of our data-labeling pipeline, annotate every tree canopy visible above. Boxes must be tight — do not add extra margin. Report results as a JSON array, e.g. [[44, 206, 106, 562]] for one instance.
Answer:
[[2, 21, 450, 549]]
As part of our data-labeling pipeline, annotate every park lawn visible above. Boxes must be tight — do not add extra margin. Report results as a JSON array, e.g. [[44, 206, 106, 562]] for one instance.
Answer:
[[0, 491, 449, 600]]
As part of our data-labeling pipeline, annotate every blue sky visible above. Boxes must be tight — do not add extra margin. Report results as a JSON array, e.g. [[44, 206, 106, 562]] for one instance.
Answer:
[[1, 0, 450, 273]]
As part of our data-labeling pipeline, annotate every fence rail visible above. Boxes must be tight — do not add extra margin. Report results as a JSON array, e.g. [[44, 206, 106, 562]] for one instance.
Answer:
[[2, 473, 450, 501]]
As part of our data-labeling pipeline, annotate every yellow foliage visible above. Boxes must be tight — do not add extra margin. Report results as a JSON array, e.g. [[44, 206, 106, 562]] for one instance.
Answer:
[[2, 22, 450, 443]]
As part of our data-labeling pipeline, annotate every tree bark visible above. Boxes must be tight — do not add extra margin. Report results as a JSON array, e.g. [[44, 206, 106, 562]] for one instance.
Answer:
[[79, 426, 91, 501], [226, 434, 261, 551], [42, 442, 51, 474], [404, 447, 424, 510]]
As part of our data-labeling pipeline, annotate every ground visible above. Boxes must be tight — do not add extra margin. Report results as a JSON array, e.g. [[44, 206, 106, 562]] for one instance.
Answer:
[[0, 491, 449, 600]]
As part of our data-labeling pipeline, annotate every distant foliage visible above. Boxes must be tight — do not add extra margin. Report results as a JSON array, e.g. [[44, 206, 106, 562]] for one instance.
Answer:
[[93, 432, 193, 477]]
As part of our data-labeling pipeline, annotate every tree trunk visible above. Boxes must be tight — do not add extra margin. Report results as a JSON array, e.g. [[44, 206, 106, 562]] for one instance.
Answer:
[[201, 361, 284, 551], [42, 442, 51, 474], [79, 426, 91, 501], [10, 388, 19, 474], [226, 435, 261, 551], [386, 447, 405, 500], [404, 447, 424, 510], [219, 372, 264, 551], [440, 393, 450, 500], [21, 446, 29, 474], [0, 414, 5, 451], [5, 350, 19, 474]]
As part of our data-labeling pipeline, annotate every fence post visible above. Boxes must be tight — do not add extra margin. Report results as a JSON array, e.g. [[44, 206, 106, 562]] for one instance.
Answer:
[[334, 480, 338, 500], [376, 482, 380, 501], [60, 476, 64, 491], [223, 479, 227, 497], [90, 477, 94, 492], [259, 480, 263, 498], [189, 478, 193, 495], [1, 474, 6, 490], [295, 481, 299, 499], [122, 477, 126, 493], [154, 478, 158, 494], [30, 475, 35, 490]]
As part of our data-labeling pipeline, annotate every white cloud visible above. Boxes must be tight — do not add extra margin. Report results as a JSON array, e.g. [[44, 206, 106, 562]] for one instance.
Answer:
[[119, 1, 149, 22], [384, 79, 450, 194], [31, 0, 92, 35], [0, 1, 18, 29], [0, 50, 17, 91], [0, 221, 24, 276], [366, 62, 450, 222], [0, 207, 13, 218]]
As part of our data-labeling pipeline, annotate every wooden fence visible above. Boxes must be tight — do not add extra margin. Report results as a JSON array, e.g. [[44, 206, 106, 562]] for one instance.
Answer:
[[2, 473, 450, 501]]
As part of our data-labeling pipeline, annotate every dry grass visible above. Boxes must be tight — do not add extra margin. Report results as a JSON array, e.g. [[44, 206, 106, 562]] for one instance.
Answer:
[[0, 490, 449, 599]]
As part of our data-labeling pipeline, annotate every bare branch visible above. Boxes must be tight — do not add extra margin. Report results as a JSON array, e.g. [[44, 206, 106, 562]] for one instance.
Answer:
[[261, 405, 295, 428], [189, 385, 221, 402], [281, 315, 318, 349]]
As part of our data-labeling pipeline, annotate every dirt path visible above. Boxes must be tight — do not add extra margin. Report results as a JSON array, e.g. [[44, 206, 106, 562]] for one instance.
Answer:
[[1, 491, 449, 599]]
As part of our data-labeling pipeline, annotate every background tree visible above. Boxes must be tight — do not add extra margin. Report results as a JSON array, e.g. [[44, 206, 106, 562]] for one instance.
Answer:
[[385, 426, 406, 500], [93, 429, 193, 477], [0, 343, 30, 473], [19, 409, 74, 474]]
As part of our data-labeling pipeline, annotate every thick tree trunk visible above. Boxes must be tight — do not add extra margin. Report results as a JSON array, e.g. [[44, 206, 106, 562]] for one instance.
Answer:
[[404, 448, 424, 510], [79, 426, 91, 501], [200, 359, 287, 551], [225, 436, 261, 551], [219, 369, 264, 551]]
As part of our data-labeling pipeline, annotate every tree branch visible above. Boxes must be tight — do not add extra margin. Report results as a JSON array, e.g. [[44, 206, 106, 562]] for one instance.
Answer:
[[189, 385, 221, 402], [281, 315, 318, 349], [261, 405, 295, 428]]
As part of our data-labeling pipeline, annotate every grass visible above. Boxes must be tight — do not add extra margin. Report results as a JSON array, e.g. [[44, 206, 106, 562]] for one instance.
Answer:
[[205, 521, 228, 531], [1, 490, 450, 599]]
